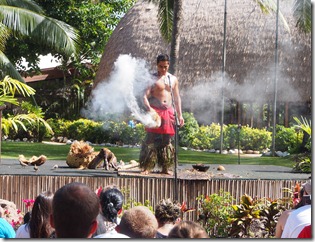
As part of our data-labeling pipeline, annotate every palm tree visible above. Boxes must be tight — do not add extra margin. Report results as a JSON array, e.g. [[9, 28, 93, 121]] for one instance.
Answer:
[[0, 0, 79, 85], [146, 0, 182, 75], [168, 0, 182, 75]]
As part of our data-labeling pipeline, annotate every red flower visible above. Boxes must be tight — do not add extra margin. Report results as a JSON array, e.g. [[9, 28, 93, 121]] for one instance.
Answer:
[[22, 199, 35, 208], [180, 201, 195, 213], [95, 186, 103, 197]]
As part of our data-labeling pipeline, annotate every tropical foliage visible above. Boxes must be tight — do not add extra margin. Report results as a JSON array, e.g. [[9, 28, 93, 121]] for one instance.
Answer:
[[197, 191, 234, 238], [0, 0, 79, 84], [0, 75, 35, 106], [0, 76, 53, 141], [228, 194, 286, 238], [9, 0, 136, 120]]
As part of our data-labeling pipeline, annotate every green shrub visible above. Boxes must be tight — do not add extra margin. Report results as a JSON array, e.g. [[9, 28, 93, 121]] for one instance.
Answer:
[[274, 125, 300, 152], [240, 126, 272, 151], [224, 124, 240, 149], [10, 113, 306, 154], [190, 126, 212, 149], [47, 118, 69, 137], [179, 112, 199, 147], [197, 191, 234, 238]]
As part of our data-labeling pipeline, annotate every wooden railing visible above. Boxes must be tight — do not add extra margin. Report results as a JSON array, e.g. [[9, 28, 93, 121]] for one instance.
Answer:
[[0, 175, 306, 221]]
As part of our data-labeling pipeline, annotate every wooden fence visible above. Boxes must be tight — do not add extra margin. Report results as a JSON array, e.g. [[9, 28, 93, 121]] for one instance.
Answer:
[[0, 175, 307, 221]]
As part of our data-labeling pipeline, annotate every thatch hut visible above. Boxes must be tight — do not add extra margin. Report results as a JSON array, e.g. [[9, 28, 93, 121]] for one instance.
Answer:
[[94, 0, 311, 127]]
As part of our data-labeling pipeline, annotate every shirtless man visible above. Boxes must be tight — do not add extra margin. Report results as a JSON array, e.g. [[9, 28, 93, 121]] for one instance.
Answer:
[[139, 54, 184, 175]]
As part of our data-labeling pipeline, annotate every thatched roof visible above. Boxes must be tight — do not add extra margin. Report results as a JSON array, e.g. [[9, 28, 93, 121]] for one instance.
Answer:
[[94, 0, 311, 106]]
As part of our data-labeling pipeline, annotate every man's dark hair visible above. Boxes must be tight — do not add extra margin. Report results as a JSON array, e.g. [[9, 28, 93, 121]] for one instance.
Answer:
[[52, 182, 99, 238], [157, 54, 170, 64], [155, 199, 181, 225]]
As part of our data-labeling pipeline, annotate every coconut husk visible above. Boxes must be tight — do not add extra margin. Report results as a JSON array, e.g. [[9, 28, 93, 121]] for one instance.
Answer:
[[66, 141, 97, 169], [18, 154, 47, 166]]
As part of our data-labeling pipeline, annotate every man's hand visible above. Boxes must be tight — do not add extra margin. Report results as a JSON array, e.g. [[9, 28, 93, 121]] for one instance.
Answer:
[[179, 116, 185, 127]]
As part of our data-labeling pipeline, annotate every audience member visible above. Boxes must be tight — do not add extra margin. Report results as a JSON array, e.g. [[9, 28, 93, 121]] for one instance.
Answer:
[[275, 181, 311, 238], [155, 198, 181, 238], [16, 191, 54, 238], [93, 214, 107, 237], [0, 206, 15, 238], [281, 186, 311, 239], [50, 182, 100, 238], [94, 187, 128, 238], [168, 220, 209, 238], [116, 206, 158, 238], [23, 212, 31, 224]]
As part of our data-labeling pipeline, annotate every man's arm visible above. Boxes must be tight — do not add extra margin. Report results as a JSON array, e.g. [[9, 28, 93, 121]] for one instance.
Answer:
[[143, 86, 153, 112], [173, 78, 184, 127]]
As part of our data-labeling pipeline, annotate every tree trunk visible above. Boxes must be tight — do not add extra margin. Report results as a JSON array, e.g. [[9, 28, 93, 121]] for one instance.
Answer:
[[169, 0, 183, 75]]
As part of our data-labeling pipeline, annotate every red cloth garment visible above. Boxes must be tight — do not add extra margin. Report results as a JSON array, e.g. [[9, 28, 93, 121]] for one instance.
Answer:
[[145, 105, 175, 135], [297, 225, 312, 238]]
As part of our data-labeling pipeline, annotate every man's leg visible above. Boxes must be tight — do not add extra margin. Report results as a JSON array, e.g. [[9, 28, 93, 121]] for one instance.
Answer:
[[139, 133, 157, 174], [157, 134, 174, 175]]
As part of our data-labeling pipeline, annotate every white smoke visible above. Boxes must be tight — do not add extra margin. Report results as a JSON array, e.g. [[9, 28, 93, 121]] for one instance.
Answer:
[[81, 54, 160, 127], [182, 64, 301, 124]]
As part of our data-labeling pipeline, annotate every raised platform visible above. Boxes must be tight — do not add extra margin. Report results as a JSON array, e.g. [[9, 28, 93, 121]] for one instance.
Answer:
[[0, 158, 310, 180]]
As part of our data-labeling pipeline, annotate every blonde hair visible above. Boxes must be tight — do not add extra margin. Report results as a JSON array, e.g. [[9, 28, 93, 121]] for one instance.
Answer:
[[119, 206, 158, 238], [168, 220, 209, 238]]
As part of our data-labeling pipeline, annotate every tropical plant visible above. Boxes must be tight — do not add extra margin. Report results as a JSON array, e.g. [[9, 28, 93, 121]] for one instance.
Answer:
[[229, 194, 262, 238], [292, 0, 312, 33], [0, 75, 35, 106], [0, 76, 53, 141], [293, 116, 311, 137], [2, 102, 54, 142], [197, 191, 234, 238], [13, 0, 135, 119], [0, 0, 79, 86], [146, 0, 182, 74], [229, 194, 285, 238], [292, 156, 311, 173]]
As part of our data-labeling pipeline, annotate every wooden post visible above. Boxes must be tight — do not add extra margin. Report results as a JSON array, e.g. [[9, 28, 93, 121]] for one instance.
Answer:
[[284, 102, 289, 127]]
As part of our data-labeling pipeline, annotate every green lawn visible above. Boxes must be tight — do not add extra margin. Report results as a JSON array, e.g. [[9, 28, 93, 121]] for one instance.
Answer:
[[1, 141, 295, 168]]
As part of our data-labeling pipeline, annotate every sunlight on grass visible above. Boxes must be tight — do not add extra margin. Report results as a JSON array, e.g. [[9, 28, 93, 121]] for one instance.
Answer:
[[1, 142, 294, 168]]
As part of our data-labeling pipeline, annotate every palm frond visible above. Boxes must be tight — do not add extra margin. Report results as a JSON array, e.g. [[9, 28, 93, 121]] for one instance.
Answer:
[[0, 95, 18, 105], [0, 5, 79, 57], [2, 0, 43, 13], [292, 0, 311, 33], [0, 75, 35, 97], [254, 0, 290, 33], [293, 116, 311, 136], [35, 116, 53, 134], [0, 50, 26, 80], [0, 52, 38, 106], [0, 22, 10, 51], [158, 0, 174, 43]]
